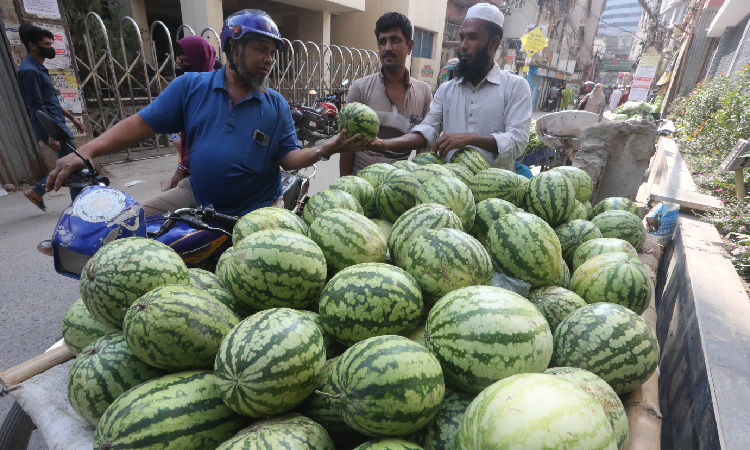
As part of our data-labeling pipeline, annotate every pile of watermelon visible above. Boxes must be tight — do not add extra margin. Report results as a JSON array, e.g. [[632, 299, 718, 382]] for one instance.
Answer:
[[62, 147, 659, 450]]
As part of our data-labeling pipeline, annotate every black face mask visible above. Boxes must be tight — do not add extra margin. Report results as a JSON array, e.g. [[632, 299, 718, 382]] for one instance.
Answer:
[[39, 46, 56, 59]]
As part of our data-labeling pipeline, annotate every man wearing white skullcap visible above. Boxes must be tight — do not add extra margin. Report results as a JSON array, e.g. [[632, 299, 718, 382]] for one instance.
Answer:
[[369, 2, 532, 173]]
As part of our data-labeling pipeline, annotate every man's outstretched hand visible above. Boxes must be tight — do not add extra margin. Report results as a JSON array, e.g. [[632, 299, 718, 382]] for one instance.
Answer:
[[45, 151, 87, 192], [322, 129, 372, 156]]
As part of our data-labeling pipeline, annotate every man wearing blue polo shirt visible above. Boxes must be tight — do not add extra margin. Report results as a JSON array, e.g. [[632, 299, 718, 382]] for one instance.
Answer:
[[45, 10, 368, 216]]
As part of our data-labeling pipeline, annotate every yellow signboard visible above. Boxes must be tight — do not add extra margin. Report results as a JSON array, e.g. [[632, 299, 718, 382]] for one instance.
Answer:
[[521, 27, 548, 56]]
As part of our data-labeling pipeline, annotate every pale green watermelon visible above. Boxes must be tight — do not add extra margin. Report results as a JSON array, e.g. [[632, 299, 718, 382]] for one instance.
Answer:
[[330, 176, 378, 219], [417, 175, 475, 230], [215, 413, 334, 450], [339, 102, 379, 139], [591, 210, 647, 252], [303, 189, 364, 225], [375, 169, 422, 222], [527, 286, 587, 332], [572, 238, 639, 272], [450, 148, 491, 174], [62, 299, 119, 355], [569, 253, 652, 315], [469, 168, 528, 206], [470, 198, 519, 247], [551, 166, 593, 203], [232, 207, 307, 245], [388, 203, 463, 269], [412, 153, 445, 166], [308, 208, 387, 272]]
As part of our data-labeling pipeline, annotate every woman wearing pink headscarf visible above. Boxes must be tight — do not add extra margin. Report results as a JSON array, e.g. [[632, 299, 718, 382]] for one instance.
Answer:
[[168, 35, 219, 190], [582, 83, 606, 116]]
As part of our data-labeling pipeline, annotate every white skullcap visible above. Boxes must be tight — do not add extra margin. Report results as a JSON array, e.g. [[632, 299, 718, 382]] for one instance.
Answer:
[[465, 2, 504, 28]]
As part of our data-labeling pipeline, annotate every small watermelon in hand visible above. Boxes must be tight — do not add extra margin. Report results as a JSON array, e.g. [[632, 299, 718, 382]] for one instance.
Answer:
[[339, 102, 379, 139]]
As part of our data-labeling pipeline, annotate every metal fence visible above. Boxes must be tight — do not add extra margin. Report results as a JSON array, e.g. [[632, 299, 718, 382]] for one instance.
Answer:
[[76, 12, 380, 162]]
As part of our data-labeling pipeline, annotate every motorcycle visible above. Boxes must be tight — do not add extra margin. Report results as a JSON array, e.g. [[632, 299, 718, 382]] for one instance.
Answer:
[[34, 111, 316, 279], [290, 79, 349, 146]]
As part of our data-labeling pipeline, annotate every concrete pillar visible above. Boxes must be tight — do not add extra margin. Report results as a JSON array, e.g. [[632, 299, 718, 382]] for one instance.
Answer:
[[297, 11, 331, 45], [118, 0, 152, 63], [180, 0, 224, 39]]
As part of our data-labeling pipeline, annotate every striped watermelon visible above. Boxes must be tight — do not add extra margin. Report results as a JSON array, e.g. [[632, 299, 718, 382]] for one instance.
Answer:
[[413, 388, 473, 450], [470, 198, 519, 247], [122, 285, 239, 370], [572, 238, 638, 272], [553, 260, 571, 288], [545, 367, 629, 450], [554, 219, 603, 265], [319, 263, 423, 345], [417, 175, 476, 230], [214, 308, 325, 416], [80, 237, 190, 328], [355, 440, 424, 450], [371, 218, 393, 241], [527, 286, 587, 332], [375, 169, 422, 222], [450, 148, 491, 174], [216, 413, 334, 450], [215, 247, 234, 283], [524, 171, 576, 227], [412, 152, 445, 165], [358, 163, 397, 187], [67, 333, 166, 427], [222, 229, 327, 310], [413, 164, 456, 184], [331, 176, 378, 218], [456, 373, 617, 449], [487, 212, 562, 287], [329, 335, 445, 436], [403, 228, 493, 305], [591, 197, 641, 219], [94, 371, 246, 450], [469, 168, 529, 206], [206, 287, 255, 319], [393, 160, 418, 172], [388, 203, 463, 269], [303, 189, 364, 225], [591, 210, 647, 252], [232, 207, 307, 245], [569, 200, 590, 221], [339, 102, 379, 139], [189, 268, 224, 290], [425, 286, 553, 393], [309, 209, 387, 272], [62, 299, 118, 356], [405, 322, 428, 348], [444, 163, 474, 185], [552, 302, 659, 394], [569, 254, 652, 315], [299, 311, 346, 359], [551, 166, 593, 203]]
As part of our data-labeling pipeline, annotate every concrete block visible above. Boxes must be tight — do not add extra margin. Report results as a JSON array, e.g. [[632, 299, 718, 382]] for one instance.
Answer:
[[650, 184, 723, 211]]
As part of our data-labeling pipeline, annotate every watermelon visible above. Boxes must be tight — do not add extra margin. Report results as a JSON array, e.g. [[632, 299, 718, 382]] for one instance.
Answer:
[[319, 263, 423, 346], [68, 333, 166, 427], [524, 171, 576, 227], [298, 311, 345, 359], [569, 200, 590, 221], [413, 164, 455, 184], [469, 198, 519, 247], [329, 335, 445, 436], [355, 439, 424, 450], [80, 237, 190, 328], [338, 102, 379, 139], [487, 212, 562, 287], [572, 238, 639, 272], [403, 228, 493, 305], [469, 168, 528, 206], [214, 308, 326, 417], [62, 299, 118, 356], [188, 268, 224, 290], [206, 287, 255, 319], [94, 371, 246, 450], [551, 166, 593, 203], [591, 210, 647, 252], [393, 160, 418, 172], [555, 219, 603, 264], [412, 152, 445, 165], [389, 203, 463, 269], [425, 286, 553, 393], [215, 247, 234, 282], [443, 163, 474, 185], [456, 373, 617, 449], [553, 260, 571, 288], [375, 169, 422, 222], [232, 207, 307, 245], [309, 209, 387, 272], [303, 189, 364, 225], [413, 388, 473, 450], [527, 286, 587, 332], [215, 413, 334, 450], [569, 254, 652, 315], [222, 229, 327, 310], [358, 163, 397, 187], [122, 285, 239, 370], [405, 322, 428, 348], [331, 176, 378, 218], [545, 367, 629, 450], [552, 302, 659, 394], [417, 175, 476, 230], [450, 148, 491, 174], [371, 218, 393, 241], [591, 197, 641, 219]]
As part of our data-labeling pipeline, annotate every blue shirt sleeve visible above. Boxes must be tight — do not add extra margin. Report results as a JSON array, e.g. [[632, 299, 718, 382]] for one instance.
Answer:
[[138, 75, 186, 134], [273, 96, 300, 161]]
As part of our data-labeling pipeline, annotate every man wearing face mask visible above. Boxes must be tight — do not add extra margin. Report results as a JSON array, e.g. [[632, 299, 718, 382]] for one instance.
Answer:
[[18, 23, 85, 210], [369, 3, 531, 172]]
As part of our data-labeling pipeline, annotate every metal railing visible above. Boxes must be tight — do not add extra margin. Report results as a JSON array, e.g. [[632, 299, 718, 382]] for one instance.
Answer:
[[75, 12, 379, 162]]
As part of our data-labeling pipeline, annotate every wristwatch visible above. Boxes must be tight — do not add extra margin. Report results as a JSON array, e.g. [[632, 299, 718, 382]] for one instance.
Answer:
[[316, 146, 330, 162]]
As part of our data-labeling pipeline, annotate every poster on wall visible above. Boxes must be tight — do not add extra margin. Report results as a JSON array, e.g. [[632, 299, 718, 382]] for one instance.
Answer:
[[65, 116, 86, 137], [5, 25, 23, 46], [23, 0, 60, 19], [629, 53, 661, 102], [58, 89, 83, 114], [49, 69, 78, 90]]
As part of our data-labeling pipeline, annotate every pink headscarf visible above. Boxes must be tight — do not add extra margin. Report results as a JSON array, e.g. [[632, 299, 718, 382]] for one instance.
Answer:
[[176, 35, 217, 73]]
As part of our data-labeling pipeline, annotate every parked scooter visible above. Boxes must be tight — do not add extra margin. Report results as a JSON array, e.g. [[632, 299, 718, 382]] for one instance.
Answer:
[[290, 79, 349, 146], [34, 111, 315, 279]]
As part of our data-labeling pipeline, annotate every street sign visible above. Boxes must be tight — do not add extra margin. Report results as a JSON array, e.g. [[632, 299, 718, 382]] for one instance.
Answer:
[[521, 27, 548, 57]]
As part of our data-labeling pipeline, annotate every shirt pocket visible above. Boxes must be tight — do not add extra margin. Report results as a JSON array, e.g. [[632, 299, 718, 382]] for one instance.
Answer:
[[241, 134, 272, 174]]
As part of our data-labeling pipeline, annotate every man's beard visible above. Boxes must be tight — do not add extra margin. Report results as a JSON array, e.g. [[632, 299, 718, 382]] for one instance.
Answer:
[[236, 59, 268, 93], [456, 43, 492, 81]]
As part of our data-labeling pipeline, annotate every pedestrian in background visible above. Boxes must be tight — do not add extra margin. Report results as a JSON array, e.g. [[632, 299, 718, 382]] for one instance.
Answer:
[[561, 84, 572, 110], [582, 83, 606, 116], [609, 86, 623, 111], [618, 86, 630, 107]]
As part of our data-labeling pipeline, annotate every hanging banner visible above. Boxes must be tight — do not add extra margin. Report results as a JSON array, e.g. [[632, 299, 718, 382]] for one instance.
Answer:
[[520, 27, 548, 57], [629, 52, 661, 102], [600, 58, 636, 72]]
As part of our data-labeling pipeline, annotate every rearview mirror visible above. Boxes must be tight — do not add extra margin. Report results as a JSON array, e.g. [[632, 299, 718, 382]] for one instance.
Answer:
[[36, 111, 71, 142]]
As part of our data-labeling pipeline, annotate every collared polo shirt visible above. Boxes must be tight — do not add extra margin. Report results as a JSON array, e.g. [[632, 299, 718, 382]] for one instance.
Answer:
[[18, 54, 72, 144], [138, 66, 299, 215], [411, 63, 531, 171]]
